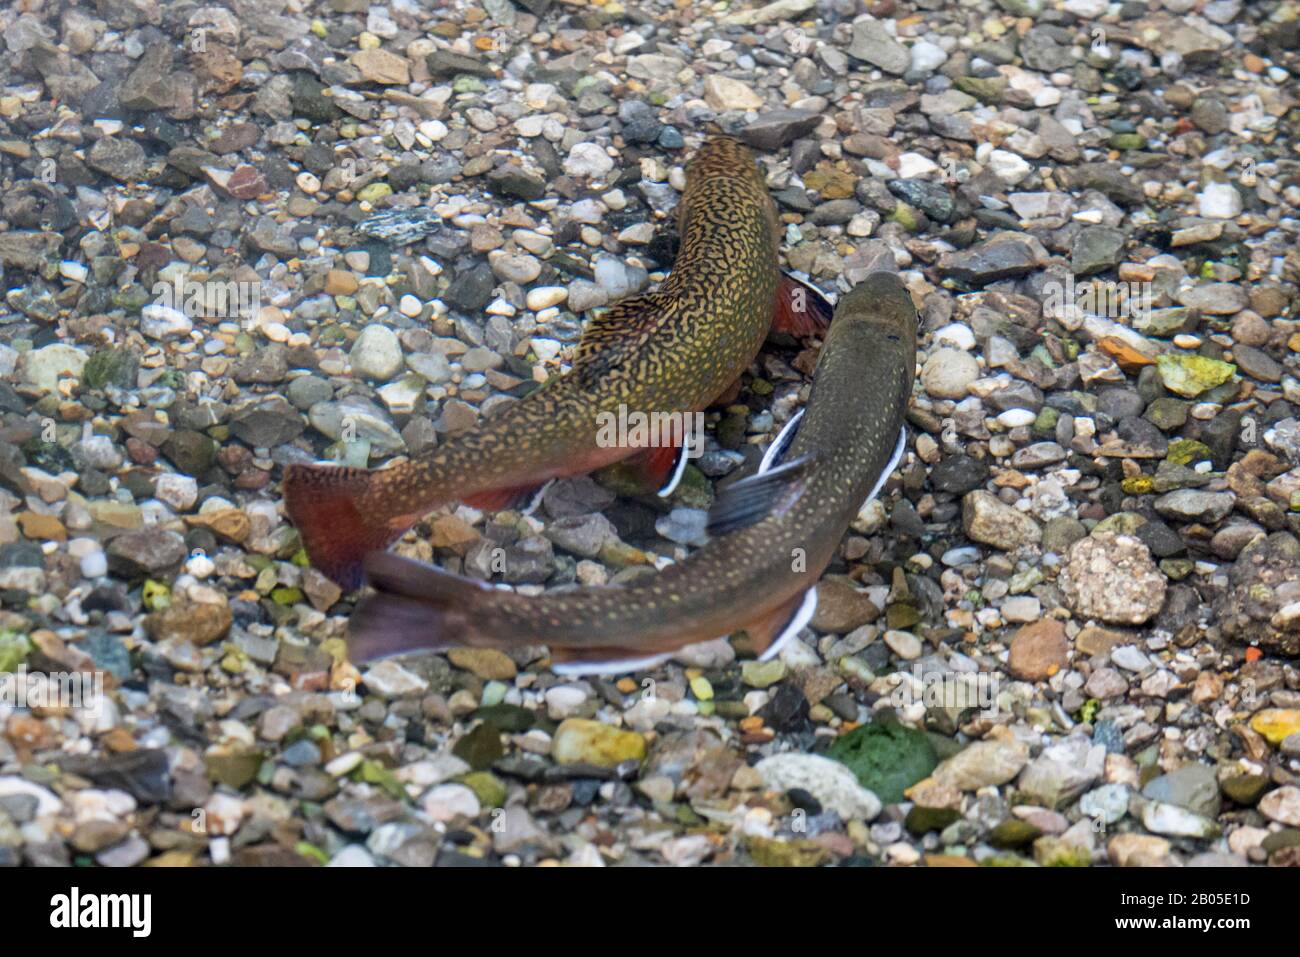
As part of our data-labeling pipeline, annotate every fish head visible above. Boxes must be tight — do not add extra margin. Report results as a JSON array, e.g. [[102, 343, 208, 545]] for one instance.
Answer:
[[835, 271, 918, 345], [687, 135, 765, 190]]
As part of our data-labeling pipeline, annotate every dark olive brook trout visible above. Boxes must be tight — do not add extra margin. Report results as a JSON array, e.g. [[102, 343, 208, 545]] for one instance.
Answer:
[[348, 271, 918, 675], [284, 135, 830, 590]]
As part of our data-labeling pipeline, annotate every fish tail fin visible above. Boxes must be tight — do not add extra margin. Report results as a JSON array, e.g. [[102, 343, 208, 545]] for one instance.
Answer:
[[282, 463, 413, 591], [348, 552, 494, 662]]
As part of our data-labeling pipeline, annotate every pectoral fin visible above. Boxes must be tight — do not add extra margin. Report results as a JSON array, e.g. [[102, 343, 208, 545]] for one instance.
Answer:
[[772, 273, 834, 338], [706, 453, 816, 537], [622, 417, 700, 497], [547, 588, 819, 677]]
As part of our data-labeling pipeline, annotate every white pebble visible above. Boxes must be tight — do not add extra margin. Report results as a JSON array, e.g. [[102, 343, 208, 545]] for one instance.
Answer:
[[1197, 181, 1243, 219], [563, 142, 614, 178], [997, 408, 1038, 428], [526, 286, 567, 311], [884, 630, 923, 660], [418, 120, 448, 142], [60, 261, 89, 283], [988, 150, 1031, 186], [80, 550, 108, 578], [897, 152, 939, 178], [140, 304, 193, 340], [154, 473, 198, 511], [422, 784, 481, 823], [933, 322, 976, 350]]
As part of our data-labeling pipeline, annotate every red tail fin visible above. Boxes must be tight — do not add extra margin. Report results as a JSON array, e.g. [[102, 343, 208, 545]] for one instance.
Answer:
[[348, 552, 494, 662], [282, 463, 407, 591]]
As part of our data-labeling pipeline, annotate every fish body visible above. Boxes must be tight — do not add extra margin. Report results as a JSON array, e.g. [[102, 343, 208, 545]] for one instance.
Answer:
[[349, 271, 919, 674], [284, 136, 827, 590]]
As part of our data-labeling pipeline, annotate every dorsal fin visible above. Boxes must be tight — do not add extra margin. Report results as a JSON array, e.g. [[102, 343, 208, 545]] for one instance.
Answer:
[[572, 293, 672, 384]]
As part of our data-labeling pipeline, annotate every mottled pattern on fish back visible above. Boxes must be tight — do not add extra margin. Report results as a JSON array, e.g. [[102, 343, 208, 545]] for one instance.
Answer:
[[359, 137, 781, 512], [575, 135, 780, 404]]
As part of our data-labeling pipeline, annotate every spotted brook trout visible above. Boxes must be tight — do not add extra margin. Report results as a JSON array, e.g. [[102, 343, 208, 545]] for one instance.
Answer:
[[347, 270, 918, 675], [283, 135, 832, 590]]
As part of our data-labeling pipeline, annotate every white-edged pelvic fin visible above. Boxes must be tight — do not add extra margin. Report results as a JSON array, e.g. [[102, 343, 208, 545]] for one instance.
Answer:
[[655, 444, 686, 496], [760, 409, 804, 474], [522, 479, 555, 517], [656, 443, 691, 497], [758, 587, 819, 662], [550, 651, 675, 677], [861, 425, 907, 510]]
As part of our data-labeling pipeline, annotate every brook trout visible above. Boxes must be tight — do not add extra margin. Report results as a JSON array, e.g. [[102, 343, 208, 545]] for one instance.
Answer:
[[348, 270, 918, 675], [284, 135, 830, 589]]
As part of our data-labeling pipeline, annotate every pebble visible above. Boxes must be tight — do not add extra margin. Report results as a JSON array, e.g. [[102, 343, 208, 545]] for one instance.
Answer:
[[362, 661, 428, 699], [564, 143, 614, 179], [755, 753, 881, 821], [422, 784, 481, 823], [1060, 533, 1168, 625], [526, 287, 567, 311], [140, 304, 193, 340], [1197, 182, 1243, 219], [1259, 787, 1300, 827], [1007, 619, 1068, 679], [962, 491, 1042, 550], [933, 741, 1030, 791], [350, 326, 404, 381], [921, 348, 980, 399], [551, 719, 646, 767]]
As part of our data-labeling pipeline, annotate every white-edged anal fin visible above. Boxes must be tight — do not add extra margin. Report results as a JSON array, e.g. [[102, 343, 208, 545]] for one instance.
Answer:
[[549, 646, 674, 677], [723, 587, 818, 662]]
